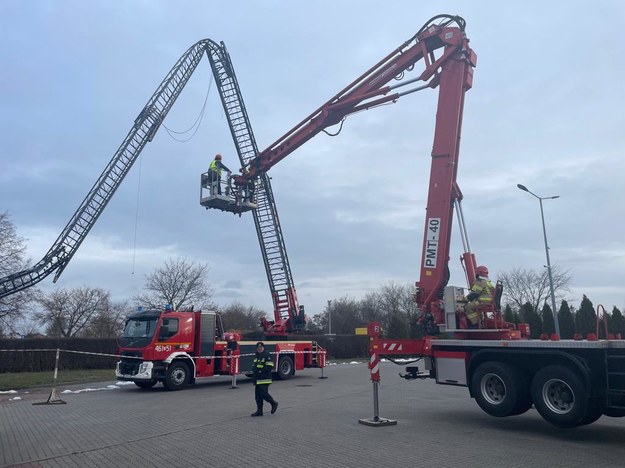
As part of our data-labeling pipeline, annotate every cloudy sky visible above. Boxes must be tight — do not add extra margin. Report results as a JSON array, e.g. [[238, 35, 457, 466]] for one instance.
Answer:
[[1, 1, 624, 320]]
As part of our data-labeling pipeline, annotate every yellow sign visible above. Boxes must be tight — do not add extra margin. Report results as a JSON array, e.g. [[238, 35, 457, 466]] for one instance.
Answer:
[[355, 327, 368, 335]]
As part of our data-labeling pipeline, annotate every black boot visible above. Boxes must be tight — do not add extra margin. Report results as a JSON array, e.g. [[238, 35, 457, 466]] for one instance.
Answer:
[[271, 401, 279, 414], [251, 404, 263, 417]]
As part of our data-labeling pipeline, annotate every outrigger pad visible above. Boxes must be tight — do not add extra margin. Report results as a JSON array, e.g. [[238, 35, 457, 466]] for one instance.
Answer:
[[358, 417, 397, 427]]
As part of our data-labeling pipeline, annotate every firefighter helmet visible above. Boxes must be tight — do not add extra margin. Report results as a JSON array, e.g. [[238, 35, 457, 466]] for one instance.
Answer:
[[476, 265, 489, 277], [215, 153, 222, 160]]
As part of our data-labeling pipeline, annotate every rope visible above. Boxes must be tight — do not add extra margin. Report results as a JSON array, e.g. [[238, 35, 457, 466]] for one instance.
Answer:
[[0, 348, 326, 361], [162, 69, 213, 142]]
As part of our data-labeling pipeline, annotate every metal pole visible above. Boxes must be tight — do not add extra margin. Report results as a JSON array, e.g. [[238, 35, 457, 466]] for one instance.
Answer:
[[327, 300, 332, 335], [538, 198, 560, 337], [517, 184, 560, 337], [54, 348, 60, 381], [372, 381, 380, 421]]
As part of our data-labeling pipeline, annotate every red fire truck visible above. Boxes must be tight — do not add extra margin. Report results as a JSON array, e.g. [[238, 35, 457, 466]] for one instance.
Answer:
[[115, 307, 325, 390]]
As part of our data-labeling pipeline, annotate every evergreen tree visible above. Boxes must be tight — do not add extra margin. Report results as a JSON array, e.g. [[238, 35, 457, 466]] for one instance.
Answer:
[[541, 302, 555, 335], [609, 307, 625, 338], [558, 300, 575, 339], [521, 302, 542, 339], [575, 295, 596, 337], [504, 304, 515, 324]]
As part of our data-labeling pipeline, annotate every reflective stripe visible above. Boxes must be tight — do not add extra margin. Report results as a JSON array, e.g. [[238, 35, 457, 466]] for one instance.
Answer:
[[470, 280, 494, 303], [256, 379, 272, 385], [466, 310, 479, 321], [266, 362, 274, 367]]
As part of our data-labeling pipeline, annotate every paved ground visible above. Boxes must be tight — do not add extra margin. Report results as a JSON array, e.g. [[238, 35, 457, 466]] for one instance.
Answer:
[[2, 361, 625, 467]]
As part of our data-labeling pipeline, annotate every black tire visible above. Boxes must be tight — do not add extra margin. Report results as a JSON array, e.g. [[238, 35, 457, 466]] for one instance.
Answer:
[[134, 380, 157, 389], [163, 361, 190, 391], [578, 398, 604, 426], [509, 372, 533, 416], [603, 408, 625, 418], [531, 365, 588, 428], [471, 361, 530, 418], [275, 356, 294, 380]]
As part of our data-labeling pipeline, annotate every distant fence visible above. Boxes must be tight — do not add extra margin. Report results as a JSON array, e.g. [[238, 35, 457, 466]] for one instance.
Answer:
[[0, 335, 368, 373]]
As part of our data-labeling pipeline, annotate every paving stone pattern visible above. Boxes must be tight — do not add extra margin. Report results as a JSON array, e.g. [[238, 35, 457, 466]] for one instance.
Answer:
[[2, 362, 625, 467]]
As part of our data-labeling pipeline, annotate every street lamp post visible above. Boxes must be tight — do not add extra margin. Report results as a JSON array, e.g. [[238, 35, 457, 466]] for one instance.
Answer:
[[517, 184, 560, 337], [327, 300, 332, 335]]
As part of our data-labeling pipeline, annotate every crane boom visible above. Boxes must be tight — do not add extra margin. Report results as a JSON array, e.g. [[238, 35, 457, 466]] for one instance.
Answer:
[[229, 14, 476, 330]]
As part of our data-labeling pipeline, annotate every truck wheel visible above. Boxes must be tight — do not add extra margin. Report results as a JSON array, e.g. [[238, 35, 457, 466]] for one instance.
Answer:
[[275, 356, 294, 380], [578, 398, 604, 426], [508, 370, 533, 416], [163, 361, 190, 391], [471, 361, 529, 417], [603, 408, 625, 418], [531, 365, 588, 428], [134, 380, 157, 389]]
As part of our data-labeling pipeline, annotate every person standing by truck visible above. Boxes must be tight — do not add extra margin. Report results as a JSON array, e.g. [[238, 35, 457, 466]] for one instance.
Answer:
[[251, 342, 278, 417]]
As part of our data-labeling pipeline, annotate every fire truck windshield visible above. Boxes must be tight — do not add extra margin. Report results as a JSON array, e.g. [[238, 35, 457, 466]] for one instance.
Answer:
[[122, 318, 158, 339]]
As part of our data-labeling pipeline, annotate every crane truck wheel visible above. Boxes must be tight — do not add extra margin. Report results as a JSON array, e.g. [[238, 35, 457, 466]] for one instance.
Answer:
[[578, 397, 604, 426], [507, 370, 533, 416], [603, 408, 625, 418], [163, 361, 190, 391], [471, 361, 529, 418], [275, 355, 294, 380], [134, 380, 157, 389], [531, 365, 588, 428]]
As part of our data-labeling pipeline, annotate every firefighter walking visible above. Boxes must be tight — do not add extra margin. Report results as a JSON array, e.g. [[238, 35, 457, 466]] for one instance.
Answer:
[[251, 342, 278, 417]]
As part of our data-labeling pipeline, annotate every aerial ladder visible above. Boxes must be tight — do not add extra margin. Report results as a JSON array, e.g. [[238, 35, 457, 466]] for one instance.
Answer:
[[0, 40, 304, 336], [199, 46, 304, 337]]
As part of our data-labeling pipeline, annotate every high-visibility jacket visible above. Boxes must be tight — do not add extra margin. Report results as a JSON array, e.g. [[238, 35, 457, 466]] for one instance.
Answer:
[[252, 351, 274, 385], [465, 277, 494, 325], [209, 159, 230, 175], [470, 278, 495, 303]]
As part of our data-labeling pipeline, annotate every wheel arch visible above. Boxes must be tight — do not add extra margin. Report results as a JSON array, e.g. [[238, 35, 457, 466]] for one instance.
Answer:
[[164, 352, 196, 379], [275, 352, 295, 380]]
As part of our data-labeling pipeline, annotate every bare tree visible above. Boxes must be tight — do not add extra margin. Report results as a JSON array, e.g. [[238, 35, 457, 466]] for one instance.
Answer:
[[499, 266, 571, 313], [377, 282, 418, 338], [133, 258, 213, 309], [220, 301, 265, 332], [0, 212, 35, 336], [358, 291, 383, 325], [35, 286, 110, 337], [83, 300, 128, 338], [324, 296, 361, 335]]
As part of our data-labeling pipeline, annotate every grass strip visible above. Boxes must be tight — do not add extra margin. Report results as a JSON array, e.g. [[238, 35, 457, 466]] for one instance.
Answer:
[[0, 369, 115, 390]]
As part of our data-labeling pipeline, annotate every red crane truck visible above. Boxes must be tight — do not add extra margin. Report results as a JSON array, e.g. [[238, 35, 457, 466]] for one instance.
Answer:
[[115, 306, 325, 390], [204, 14, 625, 428]]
